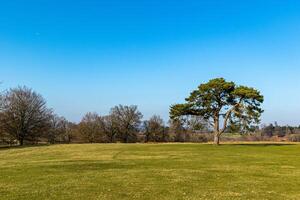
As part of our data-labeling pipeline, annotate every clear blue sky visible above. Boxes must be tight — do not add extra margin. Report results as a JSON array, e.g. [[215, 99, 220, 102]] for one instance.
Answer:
[[1, 0, 300, 125]]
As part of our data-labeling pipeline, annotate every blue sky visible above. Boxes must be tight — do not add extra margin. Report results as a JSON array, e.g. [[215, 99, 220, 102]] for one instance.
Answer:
[[0, 0, 300, 125]]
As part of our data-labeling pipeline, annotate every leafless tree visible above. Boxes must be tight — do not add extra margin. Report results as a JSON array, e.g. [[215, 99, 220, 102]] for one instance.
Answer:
[[143, 115, 166, 142], [102, 114, 118, 143], [47, 115, 68, 144], [78, 112, 104, 143], [186, 116, 210, 133], [0, 86, 53, 145], [110, 105, 143, 143], [64, 122, 79, 143], [169, 118, 187, 142]]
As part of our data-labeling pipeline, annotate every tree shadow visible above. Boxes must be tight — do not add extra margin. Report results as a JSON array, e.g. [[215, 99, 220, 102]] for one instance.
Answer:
[[223, 143, 296, 147], [0, 144, 50, 151]]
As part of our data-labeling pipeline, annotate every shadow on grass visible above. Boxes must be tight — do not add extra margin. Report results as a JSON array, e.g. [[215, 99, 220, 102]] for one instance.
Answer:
[[52, 160, 137, 172], [0, 144, 50, 151], [0, 143, 297, 151], [223, 143, 296, 147]]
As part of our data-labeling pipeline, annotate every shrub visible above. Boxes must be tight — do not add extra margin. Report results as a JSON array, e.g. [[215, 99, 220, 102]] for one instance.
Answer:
[[185, 133, 211, 143], [197, 134, 209, 143], [288, 134, 300, 142]]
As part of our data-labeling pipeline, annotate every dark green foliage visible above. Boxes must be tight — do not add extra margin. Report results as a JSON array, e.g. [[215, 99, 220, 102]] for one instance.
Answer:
[[170, 78, 264, 144]]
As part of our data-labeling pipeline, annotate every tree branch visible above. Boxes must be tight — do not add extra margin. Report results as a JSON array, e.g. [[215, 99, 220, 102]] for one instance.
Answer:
[[220, 101, 242, 134]]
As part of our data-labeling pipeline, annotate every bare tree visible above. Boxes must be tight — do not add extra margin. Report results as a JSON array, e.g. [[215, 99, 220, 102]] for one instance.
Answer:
[[0, 86, 53, 145], [186, 116, 210, 133], [102, 115, 118, 143], [47, 115, 68, 144], [169, 118, 187, 142], [64, 122, 79, 143], [110, 105, 143, 143], [143, 115, 166, 142], [78, 112, 104, 143]]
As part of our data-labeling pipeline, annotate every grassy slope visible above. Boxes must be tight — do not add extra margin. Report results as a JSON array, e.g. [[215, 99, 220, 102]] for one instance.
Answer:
[[0, 143, 300, 200]]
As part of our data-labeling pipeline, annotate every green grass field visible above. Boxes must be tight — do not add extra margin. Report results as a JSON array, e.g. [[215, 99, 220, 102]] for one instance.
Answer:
[[1, 143, 300, 200]]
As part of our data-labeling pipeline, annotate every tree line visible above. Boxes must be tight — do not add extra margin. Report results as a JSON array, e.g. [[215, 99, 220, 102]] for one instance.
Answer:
[[4, 78, 299, 146], [261, 123, 300, 138], [0, 86, 212, 145]]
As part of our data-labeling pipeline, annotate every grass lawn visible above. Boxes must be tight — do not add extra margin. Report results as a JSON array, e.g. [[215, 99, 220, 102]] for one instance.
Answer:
[[1, 143, 300, 200]]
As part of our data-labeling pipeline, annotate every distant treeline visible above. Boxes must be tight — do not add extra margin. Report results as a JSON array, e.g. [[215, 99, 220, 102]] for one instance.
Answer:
[[260, 123, 300, 141], [0, 86, 299, 146]]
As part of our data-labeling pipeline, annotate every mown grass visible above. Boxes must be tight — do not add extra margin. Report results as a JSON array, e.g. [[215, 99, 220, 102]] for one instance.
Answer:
[[1, 143, 300, 200]]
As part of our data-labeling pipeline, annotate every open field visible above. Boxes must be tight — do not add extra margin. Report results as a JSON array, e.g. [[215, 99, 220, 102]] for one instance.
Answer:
[[1, 143, 300, 200]]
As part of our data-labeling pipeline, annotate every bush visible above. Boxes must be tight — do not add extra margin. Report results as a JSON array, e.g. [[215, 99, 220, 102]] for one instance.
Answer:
[[288, 134, 300, 142], [240, 135, 262, 142], [184, 133, 211, 143], [197, 135, 209, 143]]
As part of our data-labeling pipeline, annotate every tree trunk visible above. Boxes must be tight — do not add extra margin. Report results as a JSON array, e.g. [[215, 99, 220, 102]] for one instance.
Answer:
[[110, 134, 114, 143], [213, 115, 220, 145], [19, 138, 24, 146], [214, 134, 220, 145]]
